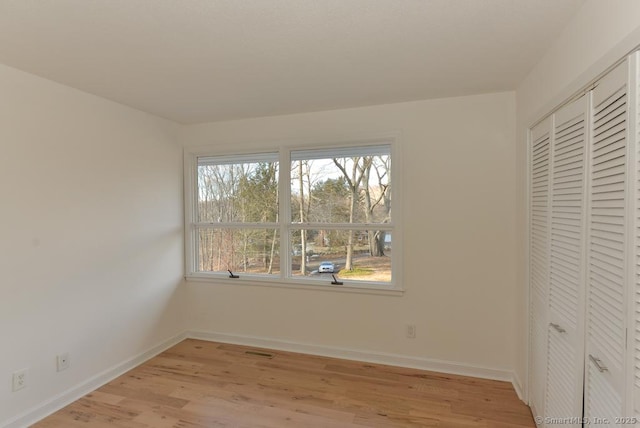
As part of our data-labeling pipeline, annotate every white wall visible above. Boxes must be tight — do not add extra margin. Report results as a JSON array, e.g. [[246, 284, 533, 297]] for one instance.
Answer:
[[181, 93, 518, 378], [0, 64, 185, 426], [515, 0, 640, 399]]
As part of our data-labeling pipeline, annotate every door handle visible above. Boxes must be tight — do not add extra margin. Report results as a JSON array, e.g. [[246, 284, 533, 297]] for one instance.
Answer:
[[550, 323, 566, 333], [589, 354, 608, 373]]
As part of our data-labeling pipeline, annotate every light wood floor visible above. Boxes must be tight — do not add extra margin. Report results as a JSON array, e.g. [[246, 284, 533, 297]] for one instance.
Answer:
[[35, 339, 534, 427]]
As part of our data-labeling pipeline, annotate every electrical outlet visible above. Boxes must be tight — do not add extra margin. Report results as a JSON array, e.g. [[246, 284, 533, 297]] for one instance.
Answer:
[[57, 353, 70, 372], [12, 369, 28, 392], [406, 324, 416, 339]]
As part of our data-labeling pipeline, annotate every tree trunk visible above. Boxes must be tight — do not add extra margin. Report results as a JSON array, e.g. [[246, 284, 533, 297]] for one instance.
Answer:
[[369, 230, 385, 256], [345, 189, 356, 270], [216, 230, 222, 271], [268, 187, 278, 273], [242, 231, 248, 272], [267, 229, 277, 274]]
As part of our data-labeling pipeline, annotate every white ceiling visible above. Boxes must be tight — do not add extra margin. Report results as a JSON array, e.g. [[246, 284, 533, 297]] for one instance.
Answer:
[[0, 0, 583, 124]]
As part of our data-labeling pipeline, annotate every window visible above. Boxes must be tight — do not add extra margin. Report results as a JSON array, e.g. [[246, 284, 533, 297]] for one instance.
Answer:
[[194, 153, 280, 276], [185, 141, 398, 291]]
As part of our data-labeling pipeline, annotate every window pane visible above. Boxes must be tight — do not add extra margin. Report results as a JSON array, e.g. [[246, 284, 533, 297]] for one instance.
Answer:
[[197, 228, 280, 275], [290, 230, 391, 283], [290, 149, 390, 224], [197, 159, 279, 223]]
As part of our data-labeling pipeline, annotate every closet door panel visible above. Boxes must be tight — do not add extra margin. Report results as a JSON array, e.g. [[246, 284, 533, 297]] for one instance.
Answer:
[[530, 118, 552, 421], [585, 60, 629, 426], [630, 50, 640, 420], [545, 96, 588, 424]]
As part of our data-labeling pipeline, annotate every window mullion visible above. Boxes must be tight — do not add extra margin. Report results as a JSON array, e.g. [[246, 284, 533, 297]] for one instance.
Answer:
[[292, 222, 393, 230], [279, 147, 291, 280], [193, 222, 279, 229]]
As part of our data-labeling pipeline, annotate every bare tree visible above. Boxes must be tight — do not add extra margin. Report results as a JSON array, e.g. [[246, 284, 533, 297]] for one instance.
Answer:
[[268, 198, 278, 274], [361, 155, 391, 256], [290, 160, 318, 275], [310, 177, 350, 248], [237, 162, 278, 273], [333, 156, 372, 270]]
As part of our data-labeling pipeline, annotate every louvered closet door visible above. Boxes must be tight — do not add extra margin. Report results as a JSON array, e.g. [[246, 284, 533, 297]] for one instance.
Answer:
[[529, 118, 552, 422], [544, 96, 588, 425], [630, 51, 640, 421], [585, 60, 629, 427]]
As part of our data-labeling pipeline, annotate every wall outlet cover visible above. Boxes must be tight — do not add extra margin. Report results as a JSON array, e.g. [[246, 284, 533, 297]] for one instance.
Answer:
[[12, 369, 28, 392], [57, 353, 70, 372], [406, 324, 416, 339]]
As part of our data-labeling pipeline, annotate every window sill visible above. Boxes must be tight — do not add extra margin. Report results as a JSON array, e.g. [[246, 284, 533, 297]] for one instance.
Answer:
[[184, 273, 404, 296]]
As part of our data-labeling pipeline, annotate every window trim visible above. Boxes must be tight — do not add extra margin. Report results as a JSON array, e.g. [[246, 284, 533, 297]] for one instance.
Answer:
[[183, 135, 403, 294]]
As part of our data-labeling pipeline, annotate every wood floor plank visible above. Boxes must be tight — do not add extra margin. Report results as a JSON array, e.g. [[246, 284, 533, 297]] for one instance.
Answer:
[[34, 339, 534, 427]]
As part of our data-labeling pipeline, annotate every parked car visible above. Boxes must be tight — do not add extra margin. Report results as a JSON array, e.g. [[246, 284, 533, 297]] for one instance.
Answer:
[[318, 261, 335, 273]]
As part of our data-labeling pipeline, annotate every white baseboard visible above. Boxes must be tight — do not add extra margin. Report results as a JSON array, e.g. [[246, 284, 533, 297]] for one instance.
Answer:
[[511, 372, 526, 402], [1, 331, 187, 428], [187, 330, 518, 387]]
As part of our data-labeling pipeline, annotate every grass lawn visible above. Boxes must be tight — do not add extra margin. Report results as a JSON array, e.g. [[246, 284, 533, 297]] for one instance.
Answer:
[[337, 255, 391, 282]]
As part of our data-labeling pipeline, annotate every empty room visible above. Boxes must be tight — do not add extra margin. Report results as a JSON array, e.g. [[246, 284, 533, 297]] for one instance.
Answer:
[[2, 1, 640, 427]]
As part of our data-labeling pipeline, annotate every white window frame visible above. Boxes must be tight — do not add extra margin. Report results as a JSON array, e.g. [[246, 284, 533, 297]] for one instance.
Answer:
[[183, 136, 403, 295]]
